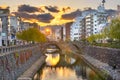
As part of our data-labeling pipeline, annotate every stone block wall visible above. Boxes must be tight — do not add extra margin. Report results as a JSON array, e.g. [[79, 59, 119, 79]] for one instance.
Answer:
[[72, 41, 120, 69], [0, 44, 43, 80], [85, 46, 120, 69]]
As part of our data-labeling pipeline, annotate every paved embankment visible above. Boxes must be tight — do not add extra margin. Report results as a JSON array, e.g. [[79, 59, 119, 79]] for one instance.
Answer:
[[68, 42, 120, 80], [17, 56, 46, 80], [81, 54, 120, 80]]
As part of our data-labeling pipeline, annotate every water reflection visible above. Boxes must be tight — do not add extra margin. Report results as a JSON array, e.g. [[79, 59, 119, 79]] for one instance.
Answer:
[[45, 54, 60, 66], [40, 67, 78, 80], [33, 45, 105, 80], [65, 54, 76, 64]]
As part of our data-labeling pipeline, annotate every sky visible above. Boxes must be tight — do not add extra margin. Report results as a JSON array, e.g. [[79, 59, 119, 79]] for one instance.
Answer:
[[0, 0, 120, 26]]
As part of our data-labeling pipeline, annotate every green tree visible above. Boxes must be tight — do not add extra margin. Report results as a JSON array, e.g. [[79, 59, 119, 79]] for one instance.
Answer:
[[87, 33, 105, 44], [109, 18, 120, 41], [16, 28, 47, 43], [87, 35, 96, 44]]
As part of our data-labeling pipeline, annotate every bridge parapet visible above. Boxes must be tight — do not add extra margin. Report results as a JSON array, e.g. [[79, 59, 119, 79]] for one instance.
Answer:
[[0, 44, 39, 54], [0, 43, 43, 80]]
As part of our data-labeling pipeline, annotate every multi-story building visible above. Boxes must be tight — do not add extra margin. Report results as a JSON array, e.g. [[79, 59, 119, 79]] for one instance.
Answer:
[[70, 16, 85, 41], [0, 18, 2, 46], [40, 25, 63, 41], [0, 7, 9, 46], [117, 5, 120, 17], [70, 1, 108, 41], [85, 14, 93, 38], [8, 16, 20, 45], [62, 22, 73, 41]]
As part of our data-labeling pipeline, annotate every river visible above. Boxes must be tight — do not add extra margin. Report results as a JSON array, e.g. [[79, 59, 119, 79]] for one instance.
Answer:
[[33, 45, 106, 80]]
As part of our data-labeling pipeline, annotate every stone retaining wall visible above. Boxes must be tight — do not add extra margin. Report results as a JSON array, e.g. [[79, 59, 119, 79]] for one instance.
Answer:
[[0, 44, 43, 80], [72, 41, 120, 69], [85, 46, 120, 69]]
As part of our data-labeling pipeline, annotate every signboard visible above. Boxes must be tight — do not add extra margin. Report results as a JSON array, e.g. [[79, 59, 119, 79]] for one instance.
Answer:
[[1, 33, 6, 36]]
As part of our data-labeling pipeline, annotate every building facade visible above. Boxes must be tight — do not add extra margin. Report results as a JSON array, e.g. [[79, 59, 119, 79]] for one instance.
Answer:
[[0, 8, 9, 46], [70, 16, 85, 41], [70, 1, 108, 41], [117, 5, 120, 17]]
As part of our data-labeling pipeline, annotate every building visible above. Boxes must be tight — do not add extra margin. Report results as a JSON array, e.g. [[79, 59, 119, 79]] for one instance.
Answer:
[[70, 16, 85, 41], [40, 25, 63, 41], [62, 22, 73, 41], [0, 18, 2, 46], [8, 16, 20, 45], [117, 5, 120, 17], [70, 0, 108, 41], [0, 7, 10, 46]]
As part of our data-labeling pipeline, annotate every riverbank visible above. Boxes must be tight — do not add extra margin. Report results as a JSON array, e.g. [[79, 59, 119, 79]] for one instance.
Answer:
[[67, 42, 120, 80], [81, 54, 120, 80], [17, 56, 46, 80]]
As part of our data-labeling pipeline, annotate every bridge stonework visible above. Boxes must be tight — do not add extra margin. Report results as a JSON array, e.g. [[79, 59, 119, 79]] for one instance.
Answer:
[[0, 44, 43, 80]]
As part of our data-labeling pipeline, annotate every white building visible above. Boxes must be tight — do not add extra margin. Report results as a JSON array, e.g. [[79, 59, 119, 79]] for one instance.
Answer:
[[8, 16, 20, 44], [0, 18, 2, 46], [70, 16, 85, 41], [70, 1, 108, 41], [0, 8, 10, 46], [85, 4, 108, 36], [117, 5, 120, 17], [0, 14, 9, 46]]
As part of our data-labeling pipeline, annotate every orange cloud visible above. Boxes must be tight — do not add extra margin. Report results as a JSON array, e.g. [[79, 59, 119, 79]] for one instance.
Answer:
[[12, 5, 76, 26], [0, 5, 9, 9]]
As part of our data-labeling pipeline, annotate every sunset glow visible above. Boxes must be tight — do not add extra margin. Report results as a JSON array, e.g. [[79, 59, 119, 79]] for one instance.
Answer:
[[0, 0, 120, 26]]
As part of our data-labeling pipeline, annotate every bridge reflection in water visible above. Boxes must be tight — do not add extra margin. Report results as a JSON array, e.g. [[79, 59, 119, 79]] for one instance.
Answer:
[[33, 45, 105, 80], [45, 54, 60, 66]]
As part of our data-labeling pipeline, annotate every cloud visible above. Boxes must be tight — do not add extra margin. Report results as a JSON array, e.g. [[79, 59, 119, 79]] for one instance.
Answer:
[[18, 4, 44, 13], [13, 12, 36, 19], [13, 12, 54, 23], [37, 13, 54, 23], [61, 9, 81, 20], [62, 7, 71, 12], [45, 6, 59, 13]]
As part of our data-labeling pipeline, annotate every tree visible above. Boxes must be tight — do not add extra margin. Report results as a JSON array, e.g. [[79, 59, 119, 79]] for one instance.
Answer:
[[16, 28, 47, 43], [87, 35, 96, 44], [86, 33, 105, 44], [109, 18, 120, 41]]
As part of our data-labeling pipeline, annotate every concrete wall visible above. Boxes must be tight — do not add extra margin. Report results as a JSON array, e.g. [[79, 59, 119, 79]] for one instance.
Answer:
[[0, 44, 43, 80]]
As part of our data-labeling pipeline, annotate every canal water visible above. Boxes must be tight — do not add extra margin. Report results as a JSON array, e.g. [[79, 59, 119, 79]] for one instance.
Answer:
[[33, 45, 106, 80]]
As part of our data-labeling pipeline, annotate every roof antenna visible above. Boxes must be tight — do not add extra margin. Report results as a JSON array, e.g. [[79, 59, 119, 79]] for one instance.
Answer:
[[102, 0, 106, 7]]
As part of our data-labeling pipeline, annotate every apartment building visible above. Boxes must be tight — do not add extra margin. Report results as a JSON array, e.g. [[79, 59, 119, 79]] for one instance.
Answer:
[[70, 16, 85, 41], [0, 8, 9, 46]]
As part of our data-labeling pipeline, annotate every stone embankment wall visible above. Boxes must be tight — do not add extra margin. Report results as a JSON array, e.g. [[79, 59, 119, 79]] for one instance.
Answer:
[[72, 41, 120, 69], [0, 44, 43, 80], [85, 46, 120, 69]]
